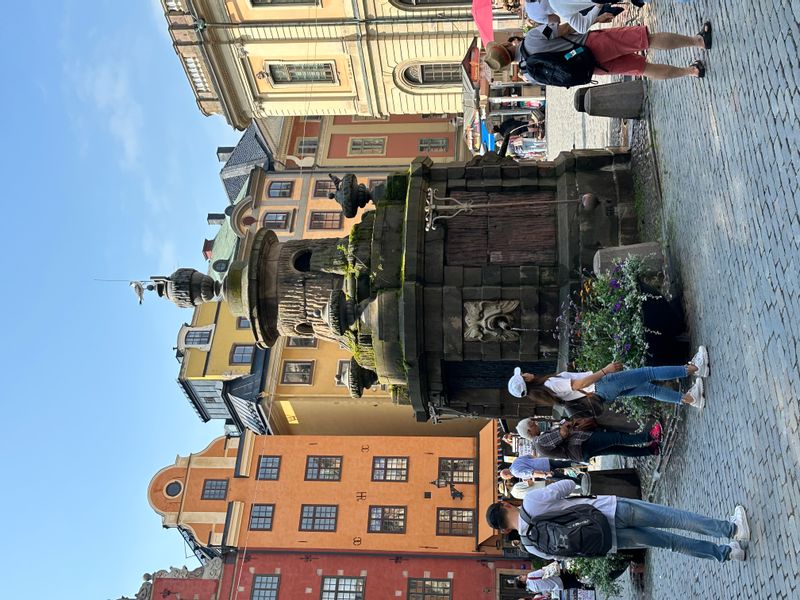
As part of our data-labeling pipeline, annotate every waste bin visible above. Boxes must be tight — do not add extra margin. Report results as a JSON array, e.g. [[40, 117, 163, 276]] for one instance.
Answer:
[[574, 81, 646, 119]]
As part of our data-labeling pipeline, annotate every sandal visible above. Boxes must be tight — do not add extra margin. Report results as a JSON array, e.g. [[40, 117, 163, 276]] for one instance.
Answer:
[[698, 21, 712, 49], [690, 60, 706, 79]]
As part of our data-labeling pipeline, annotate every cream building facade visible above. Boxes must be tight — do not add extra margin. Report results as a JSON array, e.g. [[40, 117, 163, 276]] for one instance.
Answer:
[[159, 0, 515, 125]]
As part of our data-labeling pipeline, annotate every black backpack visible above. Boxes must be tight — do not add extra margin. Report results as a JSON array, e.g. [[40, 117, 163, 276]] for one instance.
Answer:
[[519, 504, 612, 558], [519, 42, 600, 88]]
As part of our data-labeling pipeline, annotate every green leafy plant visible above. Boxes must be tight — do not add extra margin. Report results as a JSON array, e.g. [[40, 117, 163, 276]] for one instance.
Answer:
[[571, 256, 658, 426], [567, 555, 629, 596]]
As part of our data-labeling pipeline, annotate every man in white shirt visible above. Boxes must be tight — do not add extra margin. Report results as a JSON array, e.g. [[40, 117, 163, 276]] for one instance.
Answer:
[[485, 480, 750, 562]]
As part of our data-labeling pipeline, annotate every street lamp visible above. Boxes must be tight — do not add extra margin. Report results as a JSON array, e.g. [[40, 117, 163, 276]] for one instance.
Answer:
[[424, 187, 599, 231], [430, 477, 464, 500]]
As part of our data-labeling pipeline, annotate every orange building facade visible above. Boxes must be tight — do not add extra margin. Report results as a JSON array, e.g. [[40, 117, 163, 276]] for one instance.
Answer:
[[149, 424, 500, 556]]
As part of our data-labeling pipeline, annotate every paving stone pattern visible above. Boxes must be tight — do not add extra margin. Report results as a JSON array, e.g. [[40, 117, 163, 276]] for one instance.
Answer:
[[545, 2, 800, 597]]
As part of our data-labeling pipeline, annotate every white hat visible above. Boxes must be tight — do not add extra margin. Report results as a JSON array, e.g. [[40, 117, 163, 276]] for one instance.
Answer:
[[507, 367, 527, 398], [516, 417, 537, 440]]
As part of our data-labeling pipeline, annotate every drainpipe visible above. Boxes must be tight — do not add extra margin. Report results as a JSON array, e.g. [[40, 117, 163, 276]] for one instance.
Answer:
[[349, 0, 379, 116]]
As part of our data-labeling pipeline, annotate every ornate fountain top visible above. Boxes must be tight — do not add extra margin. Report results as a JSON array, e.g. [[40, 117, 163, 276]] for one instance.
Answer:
[[134, 268, 222, 308]]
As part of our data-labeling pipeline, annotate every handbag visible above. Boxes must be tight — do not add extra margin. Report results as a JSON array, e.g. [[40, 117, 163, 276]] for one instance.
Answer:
[[560, 387, 605, 420]]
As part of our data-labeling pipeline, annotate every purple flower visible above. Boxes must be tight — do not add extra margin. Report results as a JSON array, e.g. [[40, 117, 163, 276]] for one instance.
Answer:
[[610, 279, 621, 289], [613, 302, 622, 313], [613, 264, 623, 273], [622, 342, 631, 354]]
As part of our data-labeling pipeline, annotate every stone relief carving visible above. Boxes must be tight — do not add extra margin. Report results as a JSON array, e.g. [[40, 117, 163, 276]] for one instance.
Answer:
[[123, 558, 223, 600], [463, 300, 520, 342]]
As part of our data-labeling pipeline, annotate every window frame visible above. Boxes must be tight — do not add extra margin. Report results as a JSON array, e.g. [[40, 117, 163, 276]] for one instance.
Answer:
[[201, 479, 229, 500], [249, 503, 275, 531], [335, 359, 349, 387], [308, 211, 344, 230], [251, 574, 280, 600], [236, 316, 251, 329], [262, 211, 291, 230], [295, 137, 319, 157], [287, 336, 318, 348], [320, 576, 366, 600], [256, 455, 282, 480], [436, 508, 475, 536], [371, 456, 409, 482], [348, 137, 386, 156], [367, 505, 407, 534], [418, 137, 449, 153], [184, 329, 212, 346], [438, 458, 475, 484], [299, 504, 339, 532], [313, 179, 338, 198], [265, 61, 338, 86], [407, 578, 452, 600], [305, 455, 343, 481], [267, 181, 294, 199], [280, 360, 315, 384], [230, 344, 255, 365]]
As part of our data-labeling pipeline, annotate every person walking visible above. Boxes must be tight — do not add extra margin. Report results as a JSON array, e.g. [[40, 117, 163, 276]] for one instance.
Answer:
[[513, 564, 592, 595], [507, 346, 710, 410], [485, 20, 713, 81], [531, 417, 663, 460], [485, 479, 751, 562]]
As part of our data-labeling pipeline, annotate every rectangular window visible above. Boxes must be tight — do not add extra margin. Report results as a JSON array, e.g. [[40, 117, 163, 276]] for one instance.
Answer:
[[372, 456, 409, 481], [314, 179, 338, 197], [299, 504, 338, 531], [237, 317, 251, 329], [201, 479, 228, 500], [349, 137, 385, 156], [421, 63, 461, 84], [436, 508, 475, 536], [249, 504, 275, 530], [335, 359, 349, 387], [304, 116, 322, 121], [269, 62, 335, 84], [305, 456, 342, 480], [438, 458, 475, 483], [230, 344, 255, 365], [256, 455, 281, 480], [368, 179, 383, 192], [295, 137, 318, 156], [251, 575, 280, 600], [267, 181, 293, 198], [287, 336, 318, 348], [309, 211, 343, 230], [321, 576, 365, 600], [262, 211, 290, 230], [368, 506, 406, 533], [419, 138, 449, 153], [281, 360, 314, 384], [408, 579, 452, 600], [184, 329, 211, 346]]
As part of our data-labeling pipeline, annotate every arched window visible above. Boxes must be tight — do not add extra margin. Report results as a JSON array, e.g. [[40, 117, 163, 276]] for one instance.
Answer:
[[403, 63, 461, 86]]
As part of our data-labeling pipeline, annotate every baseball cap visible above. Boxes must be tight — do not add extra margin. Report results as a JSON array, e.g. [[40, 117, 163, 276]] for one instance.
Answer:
[[507, 367, 526, 398]]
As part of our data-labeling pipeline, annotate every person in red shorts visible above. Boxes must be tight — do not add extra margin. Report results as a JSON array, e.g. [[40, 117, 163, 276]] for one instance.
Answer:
[[485, 20, 713, 81]]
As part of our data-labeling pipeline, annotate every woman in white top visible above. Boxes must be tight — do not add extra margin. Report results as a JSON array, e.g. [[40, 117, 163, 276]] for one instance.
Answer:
[[538, 0, 646, 34], [507, 346, 710, 409]]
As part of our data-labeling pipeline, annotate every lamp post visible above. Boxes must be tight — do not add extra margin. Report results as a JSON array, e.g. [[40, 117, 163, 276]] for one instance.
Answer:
[[430, 477, 464, 500], [424, 187, 600, 231]]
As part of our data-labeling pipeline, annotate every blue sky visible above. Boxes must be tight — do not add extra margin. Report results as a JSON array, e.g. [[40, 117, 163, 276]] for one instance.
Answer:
[[0, 2, 241, 598]]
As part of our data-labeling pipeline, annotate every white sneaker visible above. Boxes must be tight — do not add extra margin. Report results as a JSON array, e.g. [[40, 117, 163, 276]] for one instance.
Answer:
[[727, 540, 747, 561], [729, 505, 750, 542], [690, 345, 709, 377], [685, 378, 705, 410]]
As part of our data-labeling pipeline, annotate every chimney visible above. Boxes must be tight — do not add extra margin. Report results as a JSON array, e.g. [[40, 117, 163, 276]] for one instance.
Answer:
[[207, 213, 226, 226], [217, 146, 235, 163], [202, 239, 214, 260]]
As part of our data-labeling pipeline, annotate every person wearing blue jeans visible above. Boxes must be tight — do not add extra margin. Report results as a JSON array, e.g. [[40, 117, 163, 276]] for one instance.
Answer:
[[485, 479, 752, 562], [507, 346, 710, 410]]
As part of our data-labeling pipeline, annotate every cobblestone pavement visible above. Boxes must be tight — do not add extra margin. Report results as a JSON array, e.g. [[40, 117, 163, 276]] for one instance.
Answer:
[[547, 2, 800, 598]]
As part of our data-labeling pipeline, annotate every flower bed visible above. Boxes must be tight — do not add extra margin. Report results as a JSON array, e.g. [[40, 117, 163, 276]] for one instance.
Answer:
[[571, 255, 658, 427], [567, 555, 630, 596]]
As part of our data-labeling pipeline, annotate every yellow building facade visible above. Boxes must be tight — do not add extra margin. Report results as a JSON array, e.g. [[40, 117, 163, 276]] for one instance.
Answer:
[[159, 0, 516, 124]]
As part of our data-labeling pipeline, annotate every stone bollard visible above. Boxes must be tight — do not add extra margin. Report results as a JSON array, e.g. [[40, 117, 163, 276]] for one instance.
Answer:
[[575, 80, 646, 119], [593, 241, 664, 275]]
